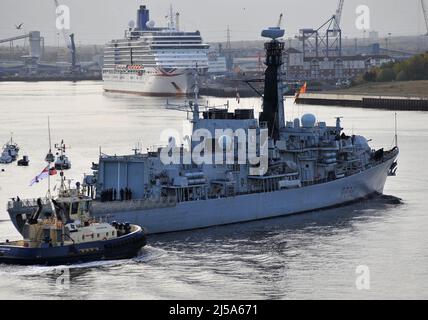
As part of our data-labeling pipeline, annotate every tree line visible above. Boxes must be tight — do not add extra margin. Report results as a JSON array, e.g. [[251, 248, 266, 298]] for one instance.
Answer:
[[360, 52, 428, 83]]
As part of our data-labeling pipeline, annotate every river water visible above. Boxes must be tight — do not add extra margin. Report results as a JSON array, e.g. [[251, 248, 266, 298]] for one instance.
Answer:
[[0, 81, 427, 300]]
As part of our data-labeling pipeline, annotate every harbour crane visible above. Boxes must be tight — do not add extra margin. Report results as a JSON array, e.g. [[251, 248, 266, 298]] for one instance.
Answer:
[[421, 0, 428, 35], [0, 34, 29, 44], [334, 0, 345, 28], [277, 13, 284, 28], [299, 0, 343, 59]]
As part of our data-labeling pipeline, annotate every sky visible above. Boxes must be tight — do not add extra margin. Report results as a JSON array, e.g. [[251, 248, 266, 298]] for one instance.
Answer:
[[0, 0, 426, 46]]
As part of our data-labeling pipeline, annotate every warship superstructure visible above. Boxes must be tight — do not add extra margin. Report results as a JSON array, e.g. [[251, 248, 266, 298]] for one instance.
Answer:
[[8, 26, 399, 235], [103, 5, 209, 96]]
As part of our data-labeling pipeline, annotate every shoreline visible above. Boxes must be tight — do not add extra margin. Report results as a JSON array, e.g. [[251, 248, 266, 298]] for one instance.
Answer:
[[296, 80, 428, 111], [296, 93, 428, 111]]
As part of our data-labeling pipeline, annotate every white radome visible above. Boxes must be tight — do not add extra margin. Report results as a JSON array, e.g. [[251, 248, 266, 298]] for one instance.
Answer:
[[301, 113, 317, 128], [146, 20, 156, 28]]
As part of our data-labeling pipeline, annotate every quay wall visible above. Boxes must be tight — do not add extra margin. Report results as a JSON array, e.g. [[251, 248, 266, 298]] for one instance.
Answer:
[[297, 93, 428, 111]]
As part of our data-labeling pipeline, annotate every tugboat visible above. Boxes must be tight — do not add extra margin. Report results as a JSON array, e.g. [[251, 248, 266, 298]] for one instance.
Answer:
[[2, 122, 147, 264], [1, 133, 146, 265], [0, 197, 146, 266], [0, 134, 19, 164], [54, 140, 71, 170], [0, 125, 146, 266]]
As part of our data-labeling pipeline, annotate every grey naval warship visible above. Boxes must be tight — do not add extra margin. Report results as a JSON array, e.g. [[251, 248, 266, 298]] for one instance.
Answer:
[[8, 26, 399, 235]]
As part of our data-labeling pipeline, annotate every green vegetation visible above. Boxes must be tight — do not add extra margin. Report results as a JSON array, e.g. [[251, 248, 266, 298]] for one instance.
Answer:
[[359, 53, 428, 83]]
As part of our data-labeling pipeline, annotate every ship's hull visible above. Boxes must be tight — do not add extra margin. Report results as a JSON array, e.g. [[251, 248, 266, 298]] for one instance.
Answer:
[[7, 157, 396, 236], [0, 227, 146, 266], [91, 157, 397, 235], [103, 67, 196, 96]]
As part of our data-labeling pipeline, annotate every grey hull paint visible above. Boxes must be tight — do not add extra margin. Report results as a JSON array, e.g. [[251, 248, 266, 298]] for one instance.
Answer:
[[91, 158, 395, 235]]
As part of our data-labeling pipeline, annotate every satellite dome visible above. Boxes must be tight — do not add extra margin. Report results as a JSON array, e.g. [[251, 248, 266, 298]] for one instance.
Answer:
[[146, 20, 155, 28], [301, 113, 316, 128]]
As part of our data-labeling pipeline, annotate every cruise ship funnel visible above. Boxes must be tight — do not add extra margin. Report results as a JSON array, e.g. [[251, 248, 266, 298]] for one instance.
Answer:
[[137, 5, 150, 30]]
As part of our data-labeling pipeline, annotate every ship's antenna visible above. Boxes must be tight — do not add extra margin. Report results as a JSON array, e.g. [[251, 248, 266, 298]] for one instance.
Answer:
[[193, 67, 199, 101], [48, 118, 51, 196], [394, 112, 398, 148], [48, 117, 52, 152], [46, 117, 54, 197]]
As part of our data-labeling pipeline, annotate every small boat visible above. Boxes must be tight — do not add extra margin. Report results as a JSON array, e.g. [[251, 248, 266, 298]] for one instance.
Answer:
[[0, 152, 12, 164], [0, 134, 19, 164], [17, 155, 30, 167], [0, 199, 146, 266], [54, 140, 71, 170]]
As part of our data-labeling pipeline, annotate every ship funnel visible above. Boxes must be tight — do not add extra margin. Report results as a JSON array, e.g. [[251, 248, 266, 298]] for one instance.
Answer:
[[259, 27, 286, 141], [137, 5, 150, 30]]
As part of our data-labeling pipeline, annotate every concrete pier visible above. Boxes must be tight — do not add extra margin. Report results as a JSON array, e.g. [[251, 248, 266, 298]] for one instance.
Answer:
[[296, 93, 428, 111]]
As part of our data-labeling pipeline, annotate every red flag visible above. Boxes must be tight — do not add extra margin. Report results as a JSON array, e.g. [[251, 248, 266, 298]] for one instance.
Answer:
[[29, 165, 57, 186], [49, 167, 58, 176], [300, 82, 307, 94], [294, 82, 308, 103]]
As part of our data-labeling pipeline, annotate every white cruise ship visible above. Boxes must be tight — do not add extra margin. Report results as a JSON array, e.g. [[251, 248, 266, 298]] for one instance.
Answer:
[[103, 5, 209, 96]]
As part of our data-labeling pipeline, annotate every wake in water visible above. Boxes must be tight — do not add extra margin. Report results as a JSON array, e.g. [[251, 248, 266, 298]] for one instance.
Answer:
[[0, 194, 403, 279], [0, 245, 167, 277]]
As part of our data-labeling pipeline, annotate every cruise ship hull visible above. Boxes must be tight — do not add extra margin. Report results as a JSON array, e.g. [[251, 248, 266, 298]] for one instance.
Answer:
[[90, 157, 396, 235], [103, 68, 196, 96]]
